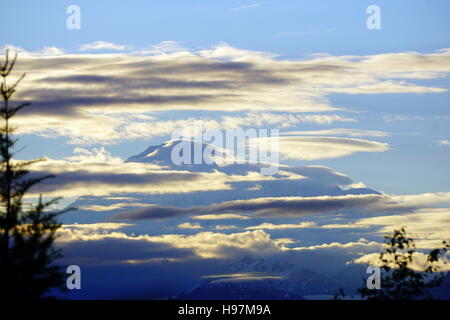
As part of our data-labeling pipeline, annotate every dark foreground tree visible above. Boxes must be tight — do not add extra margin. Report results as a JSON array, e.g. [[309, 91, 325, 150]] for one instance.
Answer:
[[0, 50, 69, 300], [358, 227, 449, 300]]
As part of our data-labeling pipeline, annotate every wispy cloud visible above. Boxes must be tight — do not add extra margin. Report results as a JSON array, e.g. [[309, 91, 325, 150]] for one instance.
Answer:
[[79, 41, 131, 51], [246, 222, 317, 230], [192, 214, 251, 220], [383, 114, 425, 123], [231, 2, 265, 11], [111, 192, 450, 221], [281, 128, 389, 138], [178, 222, 203, 230], [255, 135, 390, 161], [437, 139, 450, 146]]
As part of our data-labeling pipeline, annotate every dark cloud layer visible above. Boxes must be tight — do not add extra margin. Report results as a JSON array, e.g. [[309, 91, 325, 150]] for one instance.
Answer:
[[110, 194, 387, 221]]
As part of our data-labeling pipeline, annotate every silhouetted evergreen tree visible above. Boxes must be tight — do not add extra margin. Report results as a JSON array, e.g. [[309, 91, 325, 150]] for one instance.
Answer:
[[358, 227, 449, 300], [0, 50, 69, 300]]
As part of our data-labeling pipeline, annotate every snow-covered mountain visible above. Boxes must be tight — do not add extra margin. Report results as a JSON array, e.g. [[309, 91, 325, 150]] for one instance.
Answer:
[[175, 282, 306, 300], [126, 139, 222, 172], [61, 139, 379, 224], [174, 257, 343, 299], [56, 140, 386, 300]]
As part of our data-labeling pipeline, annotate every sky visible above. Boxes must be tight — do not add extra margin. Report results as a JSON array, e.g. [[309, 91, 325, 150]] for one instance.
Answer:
[[1, 0, 449, 194], [1, 1, 450, 299]]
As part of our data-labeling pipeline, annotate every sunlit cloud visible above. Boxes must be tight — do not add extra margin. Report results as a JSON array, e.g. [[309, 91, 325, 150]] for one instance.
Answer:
[[281, 128, 389, 138], [354, 251, 450, 272], [246, 222, 318, 230], [4, 44, 448, 145], [57, 226, 287, 260], [79, 41, 131, 51], [178, 222, 203, 230], [25, 145, 297, 197], [192, 214, 251, 220], [255, 136, 390, 161], [355, 208, 450, 249], [203, 273, 282, 283], [215, 225, 239, 230], [437, 140, 450, 146]]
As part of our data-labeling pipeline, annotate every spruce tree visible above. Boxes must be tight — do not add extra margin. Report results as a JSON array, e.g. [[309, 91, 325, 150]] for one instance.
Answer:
[[0, 50, 68, 300], [358, 227, 449, 300]]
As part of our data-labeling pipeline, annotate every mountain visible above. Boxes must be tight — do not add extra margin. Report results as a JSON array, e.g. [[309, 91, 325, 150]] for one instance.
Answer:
[[175, 282, 306, 300], [126, 139, 221, 172], [56, 140, 386, 300], [61, 139, 380, 224], [222, 257, 341, 295], [429, 272, 450, 299], [174, 257, 341, 299]]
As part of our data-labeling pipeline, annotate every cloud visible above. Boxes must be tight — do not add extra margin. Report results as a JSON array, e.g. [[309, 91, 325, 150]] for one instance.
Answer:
[[437, 140, 450, 146], [29, 166, 234, 197], [53, 214, 449, 298], [221, 113, 356, 128], [178, 222, 203, 230], [354, 251, 450, 272], [328, 80, 447, 94], [192, 214, 251, 220], [58, 222, 385, 273], [13, 112, 356, 145], [66, 147, 123, 163], [155, 230, 286, 259], [26, 143, 372, 199], [79, 41, 131, 51], [215, 225, 239, 230], [108, 113, 356, 145], [256, 136, 390, 161], [354, 208, 450, 249], [57, 225, 286, 261], [26, 145, 297, 198], [39, 46, 65, 55], [26, 156, 241, 197], [111, 192, 450, 221], [57, 227, 196, 265], [63, 223, 134, 231], [281, 128, 389, 138], [2, 44, 65, 56], [244, 221, 365, 230], [281, 240, 384, 274], [52, 221, 388, 298], [246, 222, 318, 230], [7, 44, 450, 144], [383, 114, 425, 123], [291, 239, 381, 252], [232, 2, 265, 11], [203, 273, 282, 284], [79, 202, 150, 212], [320, 223, 367, 229]]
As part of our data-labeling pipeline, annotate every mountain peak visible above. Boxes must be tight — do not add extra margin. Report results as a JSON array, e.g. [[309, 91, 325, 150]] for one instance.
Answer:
[[126, 139, 221, 171]]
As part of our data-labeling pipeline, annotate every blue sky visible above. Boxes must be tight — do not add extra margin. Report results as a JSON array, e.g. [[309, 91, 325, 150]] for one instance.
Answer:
[[1, 1, 450, 299], [3, 0, 450, 55], [2, 0, 449, 194]]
